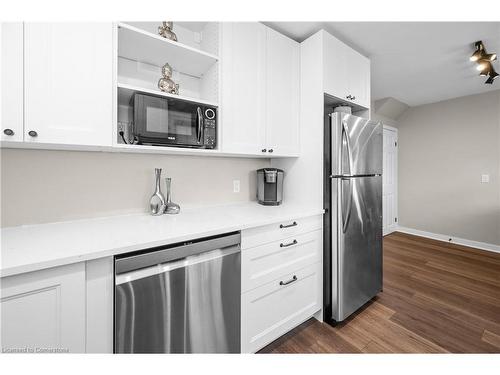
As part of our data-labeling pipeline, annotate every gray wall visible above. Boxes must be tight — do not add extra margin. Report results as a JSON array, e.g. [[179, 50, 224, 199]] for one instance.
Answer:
[[1, 149, 269, 227], [397, 90, 500, 245]]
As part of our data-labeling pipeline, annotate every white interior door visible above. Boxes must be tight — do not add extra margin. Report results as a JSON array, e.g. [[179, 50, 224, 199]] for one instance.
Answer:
[[383, 126, 398, 235]]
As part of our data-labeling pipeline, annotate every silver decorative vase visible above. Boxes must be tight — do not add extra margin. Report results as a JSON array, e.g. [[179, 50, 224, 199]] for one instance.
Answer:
[[164, 178, 180, 214], [150, 168, 166, 215]]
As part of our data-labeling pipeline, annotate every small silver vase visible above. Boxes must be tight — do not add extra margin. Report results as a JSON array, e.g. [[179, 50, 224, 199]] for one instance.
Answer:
[[164, 178, 180, 214], [150, 168, 166, 215]]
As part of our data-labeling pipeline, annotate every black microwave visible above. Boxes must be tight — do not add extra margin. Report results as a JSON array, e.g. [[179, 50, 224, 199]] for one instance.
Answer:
[[132, 93, 217, 149]]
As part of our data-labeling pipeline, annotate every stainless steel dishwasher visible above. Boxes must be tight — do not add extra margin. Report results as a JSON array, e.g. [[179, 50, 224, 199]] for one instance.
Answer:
[[114, 232, 241, 353]]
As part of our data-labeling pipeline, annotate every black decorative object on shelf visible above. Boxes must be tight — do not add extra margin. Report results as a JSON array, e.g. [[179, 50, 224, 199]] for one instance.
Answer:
[[470, 41, 498, 85]]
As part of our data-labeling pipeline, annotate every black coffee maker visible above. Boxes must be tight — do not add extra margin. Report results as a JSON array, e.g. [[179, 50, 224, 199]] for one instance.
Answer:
[[256, 168, 284, 206]]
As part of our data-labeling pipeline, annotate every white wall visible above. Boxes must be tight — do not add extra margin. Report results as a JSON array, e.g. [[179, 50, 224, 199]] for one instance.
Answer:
[[0, 149, 269, 227], [397, 90, 500, 246]]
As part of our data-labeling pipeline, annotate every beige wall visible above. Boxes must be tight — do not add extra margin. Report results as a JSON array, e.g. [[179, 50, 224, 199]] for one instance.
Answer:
[[1, 149, 269, 227], [397, 90, 500, 245]]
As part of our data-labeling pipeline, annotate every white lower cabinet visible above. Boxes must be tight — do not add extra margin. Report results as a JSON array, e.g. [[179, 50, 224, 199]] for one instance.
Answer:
[[240, 214, 323, 353], [241, 263, 322, 353], [242, 230, 322, 293], [0, 262, 86, 353]]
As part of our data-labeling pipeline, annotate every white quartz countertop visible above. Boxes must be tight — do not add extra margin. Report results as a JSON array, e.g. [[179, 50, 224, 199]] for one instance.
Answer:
[[1, 203, 323, 277]]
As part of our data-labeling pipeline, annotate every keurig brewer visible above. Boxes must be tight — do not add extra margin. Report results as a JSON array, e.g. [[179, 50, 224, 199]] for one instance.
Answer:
[[256, 168, 284, 206]]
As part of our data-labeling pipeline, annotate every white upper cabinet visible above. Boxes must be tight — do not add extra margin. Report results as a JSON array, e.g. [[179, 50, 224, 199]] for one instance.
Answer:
[[265, 27, 300, 156], [345, 47, 370, 108], [24, 23, 113, 146], [322, 31, 370, 109], [221, 23, 300, 157], [221, 22, 267, 155], [1, 23, 24, 142], [323, 32, 349, 103]]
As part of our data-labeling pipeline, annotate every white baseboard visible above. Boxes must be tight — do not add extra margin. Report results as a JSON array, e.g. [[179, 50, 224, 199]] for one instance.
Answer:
[[395, 226, 500, 254]]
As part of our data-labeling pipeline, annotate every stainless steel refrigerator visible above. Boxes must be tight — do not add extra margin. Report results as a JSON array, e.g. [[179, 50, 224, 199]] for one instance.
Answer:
[[324, 112, 383, 322]]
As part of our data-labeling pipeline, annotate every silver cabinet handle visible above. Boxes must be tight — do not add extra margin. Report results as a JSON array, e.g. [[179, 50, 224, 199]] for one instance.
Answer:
[[279, 221, 297, 229], [28, 130, 38, 137], [280, 239, 297, 248], [261, 148, 267, 153], [3, 128, 14, 136], [279, 275, 297, 286], [268, 148, 274, 153]]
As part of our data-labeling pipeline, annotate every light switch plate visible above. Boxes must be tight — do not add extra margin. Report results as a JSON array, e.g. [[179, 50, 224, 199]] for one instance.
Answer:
[[481, 174, 490, 183], [233, 180, 240, 193]]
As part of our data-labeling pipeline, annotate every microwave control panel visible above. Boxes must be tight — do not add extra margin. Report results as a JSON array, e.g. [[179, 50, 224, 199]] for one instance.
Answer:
[[203, 107, 217, 149]]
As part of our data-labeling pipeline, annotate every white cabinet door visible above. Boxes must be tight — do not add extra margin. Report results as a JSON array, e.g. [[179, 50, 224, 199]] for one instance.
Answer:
[[241, 263, 322, 353], [383, 127, 398, 235], [322, 31, 370, 109], [265, 27, 300, 157], [221, 22, 266, 155], [346, 48, 370, 108], [24, 23, 113, 146], [322, 31, 349, 101], [1, 22, 24, 142], [1, 262, 86, 353]]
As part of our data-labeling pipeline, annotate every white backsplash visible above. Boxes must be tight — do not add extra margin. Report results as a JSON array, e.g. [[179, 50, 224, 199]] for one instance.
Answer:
[[1, 149, 270, 227]]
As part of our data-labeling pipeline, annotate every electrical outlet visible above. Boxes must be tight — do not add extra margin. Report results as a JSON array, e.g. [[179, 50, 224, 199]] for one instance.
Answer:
[[481, 174, 490, 183], [233, 180, 240, 193]]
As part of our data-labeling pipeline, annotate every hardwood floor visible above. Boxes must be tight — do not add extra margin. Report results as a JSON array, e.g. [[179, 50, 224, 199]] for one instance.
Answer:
[[259, 232, 500, 353]]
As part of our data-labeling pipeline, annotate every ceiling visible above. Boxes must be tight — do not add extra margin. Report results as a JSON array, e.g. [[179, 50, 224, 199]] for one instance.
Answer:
[[264, 22, 500, 106]]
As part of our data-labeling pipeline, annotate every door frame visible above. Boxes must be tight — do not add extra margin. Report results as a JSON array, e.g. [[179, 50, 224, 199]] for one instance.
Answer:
[[383, 124, 398, 236]]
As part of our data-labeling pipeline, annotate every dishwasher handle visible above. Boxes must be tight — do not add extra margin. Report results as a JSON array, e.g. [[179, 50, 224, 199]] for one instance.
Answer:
[[115, 245, 240, 285], [115, 232, 241, 275]]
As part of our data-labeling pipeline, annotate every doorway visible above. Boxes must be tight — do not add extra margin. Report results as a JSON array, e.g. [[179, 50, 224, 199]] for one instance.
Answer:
[[383, 125, 398, 235]]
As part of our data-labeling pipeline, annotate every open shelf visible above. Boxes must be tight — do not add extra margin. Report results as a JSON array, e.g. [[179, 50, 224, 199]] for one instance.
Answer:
[[117, 82, 219, 107], [117, 22, 219, 78]]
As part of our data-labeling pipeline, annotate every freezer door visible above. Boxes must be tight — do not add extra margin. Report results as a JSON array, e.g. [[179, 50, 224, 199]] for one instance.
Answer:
[[331, 113, 382, 176], [332, 174, 383, 321]]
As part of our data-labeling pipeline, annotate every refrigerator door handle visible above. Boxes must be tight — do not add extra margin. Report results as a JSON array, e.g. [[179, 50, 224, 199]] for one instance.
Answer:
[[341, 177, 353, 233], [341, 121, 354, 176]]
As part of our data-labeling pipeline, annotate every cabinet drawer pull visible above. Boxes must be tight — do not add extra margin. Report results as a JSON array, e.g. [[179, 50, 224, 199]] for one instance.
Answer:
[[261, 148, 267, 153], [3, 128, 14, 136], [280, 239, 297, 248], [279, 221, 297, 229], [28, 130, 38, 137], [279, 275, 297, 286]]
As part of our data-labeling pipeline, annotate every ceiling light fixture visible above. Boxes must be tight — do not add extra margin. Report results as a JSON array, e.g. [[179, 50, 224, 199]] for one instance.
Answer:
[[485, 70, 499, 84], [470, 41, 498, 84], [470, 41, 484, 61], [477, 60, 492, 76]]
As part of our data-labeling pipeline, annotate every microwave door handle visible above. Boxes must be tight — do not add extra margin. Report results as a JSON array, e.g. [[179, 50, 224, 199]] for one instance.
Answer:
[[196, 107, 203, 144]]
